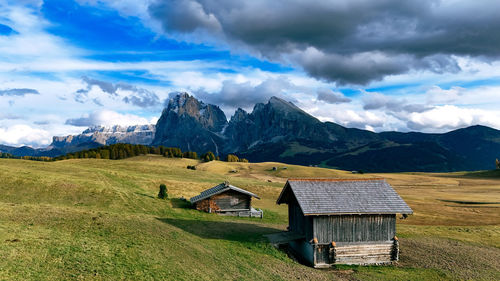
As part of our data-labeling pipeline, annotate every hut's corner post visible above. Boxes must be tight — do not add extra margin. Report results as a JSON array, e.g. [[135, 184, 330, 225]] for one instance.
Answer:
[[391, 236, 399, 262], [329, 241, 336, 265], [312, 237, 318, 267]]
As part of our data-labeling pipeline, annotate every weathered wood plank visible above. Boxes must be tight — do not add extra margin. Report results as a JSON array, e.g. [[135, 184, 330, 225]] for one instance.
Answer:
[[336, 248, 393, 253], [336, 252, 392, 257], [313, 214, 396, 243], [336, 255, 392, 265], [336, 244, 393, 249]]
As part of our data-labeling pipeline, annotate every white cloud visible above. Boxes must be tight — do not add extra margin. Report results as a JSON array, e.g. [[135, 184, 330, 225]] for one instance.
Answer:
[[65, 110, 151, 127], [0, 124, 51, 147], [0, 4, 84, 62], [408, 105, 500, 132], [426, 86, 465, 104]]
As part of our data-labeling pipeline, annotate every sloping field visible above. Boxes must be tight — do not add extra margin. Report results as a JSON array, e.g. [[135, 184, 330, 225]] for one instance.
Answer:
[[0, 156, 499, 280]]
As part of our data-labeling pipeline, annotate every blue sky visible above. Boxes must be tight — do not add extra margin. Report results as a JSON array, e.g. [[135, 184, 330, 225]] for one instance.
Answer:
[[1, 0, 500, 147]]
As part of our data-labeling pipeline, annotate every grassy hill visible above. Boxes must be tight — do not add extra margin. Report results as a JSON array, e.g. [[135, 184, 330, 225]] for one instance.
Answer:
[[0, 156, 499, 280]]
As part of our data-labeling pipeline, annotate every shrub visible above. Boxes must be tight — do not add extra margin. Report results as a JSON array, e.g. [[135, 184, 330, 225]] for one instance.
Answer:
[[158, 184, 168, 199], [226, 154, 239, 162], [183, 151, 198, 159], [201, 151, 216, 162]]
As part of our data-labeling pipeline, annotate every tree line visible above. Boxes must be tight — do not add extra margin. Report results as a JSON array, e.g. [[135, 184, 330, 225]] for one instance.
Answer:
[[51, 143, 248, 163], [0, 152, 54, 162]]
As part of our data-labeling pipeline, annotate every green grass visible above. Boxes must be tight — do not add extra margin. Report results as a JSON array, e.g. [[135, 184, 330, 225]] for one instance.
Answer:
[[0, 156, 499, 280]]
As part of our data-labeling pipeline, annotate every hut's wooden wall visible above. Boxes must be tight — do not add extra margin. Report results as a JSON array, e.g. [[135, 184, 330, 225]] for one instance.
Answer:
[[313, 214, 395, 243], [213, 190, 251, 211], [195, 190, 251, 213], [334, 242, 394, 265], [313, 241, 395, 267], [288, 200, 313, 239]]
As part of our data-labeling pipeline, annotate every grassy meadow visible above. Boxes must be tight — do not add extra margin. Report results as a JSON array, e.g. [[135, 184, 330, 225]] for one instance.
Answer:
[[0, 156, 499, 280]]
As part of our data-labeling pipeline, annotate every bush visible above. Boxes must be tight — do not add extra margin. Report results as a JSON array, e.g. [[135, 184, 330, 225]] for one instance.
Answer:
[[158, 184, 168, 199], [226, 154, 239, 162], [201, 151, 216, 162], [183, 151, 198, 159]]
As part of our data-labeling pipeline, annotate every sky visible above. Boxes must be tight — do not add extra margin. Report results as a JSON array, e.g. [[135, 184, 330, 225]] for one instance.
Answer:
[[2, 0, 500, 147]]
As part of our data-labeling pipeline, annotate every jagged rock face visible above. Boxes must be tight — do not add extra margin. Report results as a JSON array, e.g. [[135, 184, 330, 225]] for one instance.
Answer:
[[152, 93, 227, 154], [154, 94, 376, 155], [225, 97, 346, 152], [51, 125, 155, 150]]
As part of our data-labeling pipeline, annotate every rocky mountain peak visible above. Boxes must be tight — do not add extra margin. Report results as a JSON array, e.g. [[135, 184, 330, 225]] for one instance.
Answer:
[[50, 124, 155, 152], [230, 108, 249, 123], [152, 93, 227, 154], [82, 124, 155, 135], [166, 92, 201, 116]]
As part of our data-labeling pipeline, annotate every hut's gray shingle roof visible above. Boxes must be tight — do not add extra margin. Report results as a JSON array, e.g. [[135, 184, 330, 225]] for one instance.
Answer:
[[190, 183, 260, 203], [277, 179, 412, 215]]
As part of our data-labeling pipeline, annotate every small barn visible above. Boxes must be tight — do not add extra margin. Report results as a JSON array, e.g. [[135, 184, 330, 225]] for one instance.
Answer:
[[275, 178, 412, 267], [190, 182, 263, 218]]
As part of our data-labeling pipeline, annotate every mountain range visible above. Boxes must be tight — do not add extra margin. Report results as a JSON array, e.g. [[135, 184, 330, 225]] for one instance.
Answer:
[[2, 92, 499, 172]]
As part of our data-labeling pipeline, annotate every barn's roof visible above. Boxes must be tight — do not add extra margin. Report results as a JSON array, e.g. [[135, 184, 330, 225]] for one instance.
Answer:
[[276, 179, 412, 215], [190, 182, 260, 203]]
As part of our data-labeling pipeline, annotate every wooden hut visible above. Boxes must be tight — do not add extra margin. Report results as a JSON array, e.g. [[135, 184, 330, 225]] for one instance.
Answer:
[[190, 182, 263, 217], [276, 178, 412, 267]]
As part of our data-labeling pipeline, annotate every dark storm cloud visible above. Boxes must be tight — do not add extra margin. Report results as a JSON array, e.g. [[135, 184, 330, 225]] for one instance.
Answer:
[[194, 78, 295, 109], [148, 0, 500, 85], [0, 88, 39, 96], [76, 77, 160, 107], [316, 88, 351, 104], [363, 92, 430, 113]]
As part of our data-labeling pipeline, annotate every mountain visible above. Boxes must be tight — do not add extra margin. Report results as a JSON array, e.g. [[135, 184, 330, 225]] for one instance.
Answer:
[[0, 144, 63, 157], [0, 125, 156, 157], [50, 125, 155, 154], [3, 93, 500, 172], [152, 93, 500, 172], [152, 93, 227, 155]]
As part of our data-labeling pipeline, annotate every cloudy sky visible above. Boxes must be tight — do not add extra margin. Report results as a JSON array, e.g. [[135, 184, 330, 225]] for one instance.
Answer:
[[2, 0, 500, 147]]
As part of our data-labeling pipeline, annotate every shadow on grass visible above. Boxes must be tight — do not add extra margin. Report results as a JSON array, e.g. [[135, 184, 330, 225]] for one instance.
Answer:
[[156, 217, 281, 242], [170, 198, 191, 209], [135, 192, 156, 199], [439, 199, 500, 205], [447, 169, 500, 178]]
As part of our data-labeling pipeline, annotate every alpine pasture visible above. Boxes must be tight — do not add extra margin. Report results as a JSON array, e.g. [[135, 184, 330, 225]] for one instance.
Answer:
[[0, 156, 499, 280]]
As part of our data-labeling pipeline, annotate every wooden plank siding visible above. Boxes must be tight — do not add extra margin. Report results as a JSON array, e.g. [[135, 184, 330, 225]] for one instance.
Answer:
[[334, 242, 393, 265], [212, 190, 251, 211], [313, 214, 395, 244], [288, 199, 313, 240], [194, 190, 251, 213]]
